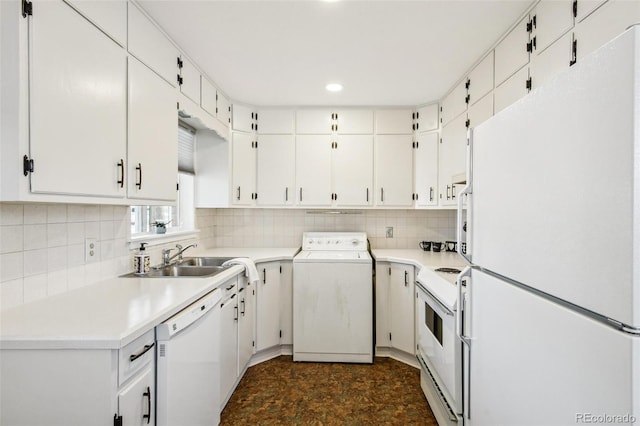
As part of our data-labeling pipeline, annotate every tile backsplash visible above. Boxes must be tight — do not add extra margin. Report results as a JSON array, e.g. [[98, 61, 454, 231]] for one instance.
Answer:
[[196, 208, 456, 250]]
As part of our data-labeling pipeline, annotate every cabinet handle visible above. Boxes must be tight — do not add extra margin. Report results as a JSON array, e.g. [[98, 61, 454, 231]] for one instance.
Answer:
[[226, 284, 235, 291], [135, 163, 142, 190], [143, 386, 151, 424], [285, 187, 288, 202], [381, 188, 384, 203], [234, 305, 238, 321], [452, 184, 456, 200], [366, 188, 369, 203], [299, 188, 303, 202], [129, 343, 154, 362], [117, 159, 124, 189], [263, 268, 266, 284], [241, 299, 245, 316], [404, 270, 408, 286], [237, 186, 241, 201], [446, 185, 451, 200], [429, 186, 434, 202]]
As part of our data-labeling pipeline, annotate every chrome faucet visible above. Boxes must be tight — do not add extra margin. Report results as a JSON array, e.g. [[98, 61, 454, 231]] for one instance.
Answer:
[[162, 243, 198, 266]]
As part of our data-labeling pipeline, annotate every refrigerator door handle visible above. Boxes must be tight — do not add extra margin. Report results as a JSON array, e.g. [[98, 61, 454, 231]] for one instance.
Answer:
[[457, 266, 472, 347], [457, 128, 473, 264]]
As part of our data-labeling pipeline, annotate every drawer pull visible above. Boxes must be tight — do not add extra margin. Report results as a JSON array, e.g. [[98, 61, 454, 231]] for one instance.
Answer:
[[129, 343, 154, 362]]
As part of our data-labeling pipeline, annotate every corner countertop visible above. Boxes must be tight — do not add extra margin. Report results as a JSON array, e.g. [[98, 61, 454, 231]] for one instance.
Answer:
[[0, 247, 300, 351]]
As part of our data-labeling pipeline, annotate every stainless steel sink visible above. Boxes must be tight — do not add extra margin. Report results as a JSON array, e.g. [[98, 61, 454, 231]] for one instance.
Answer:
[[178, 257, 235, 267], [121, 257, 236, 278]]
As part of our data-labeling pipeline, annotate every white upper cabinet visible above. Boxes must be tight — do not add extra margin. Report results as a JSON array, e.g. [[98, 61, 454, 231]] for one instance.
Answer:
[[65, 0, 127, 47], [495, 15, 531, 87], [28, 0, 126, 198], [467, 92, 494, 130], [232, 104, 256, 133], [531, 0, 575, 55], [439, 113, 468, 206], [231, 132, 256, 205], [375, 109, 414, 135], [296, 109, 333, 134], [414, 132, 439, 207], [574, 0, 607, 22], [494, 65, 530, 114], [128, 57, 178, 201], [416, 104, 439, 132], [332, 135, 374, 206], [178, 55, 200, 105], [335, 110, 374, 134], [467, 52, 494, 106], [375, 135, 414, 207], [530, 31, 573, 89], [257, 135, 295, 206], [217, 92, 232, 127], [295, 135, 333, 206], [257, 109, 295, 134], [441, 79, 468, 126], [574, 0, 640, 62], [127, 2, 178, 87], [201, 77, 217, 117]]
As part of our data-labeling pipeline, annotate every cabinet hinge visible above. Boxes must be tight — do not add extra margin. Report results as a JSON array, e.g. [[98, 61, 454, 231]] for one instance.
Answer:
[[412, 123, 416, 131], [23, 155, 34, 176], [465, 119, 470, 129], [22, 0, 32, 17], [526, 40, 533, 53], [412, 112, 416, 120], [279, 265, 282, 273], [525, 77, 532, 91], [389, 332, 392, 341], [572, 0, 578, 18], [176, 182, 180, 191], [113, 414, 123, 426], [416, 111, 419, 120], [465, 78, 470, 90], [388, 267, 391, 276], [177, 57, 183, 69], [177, 74, 183, 86], [465, 94, 470, 104], [252, 340, 255, 347], [570, 38, 577, 66]]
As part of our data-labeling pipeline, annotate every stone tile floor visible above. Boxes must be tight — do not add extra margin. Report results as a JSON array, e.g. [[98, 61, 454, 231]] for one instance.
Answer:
[[220, 356, 438, 425]]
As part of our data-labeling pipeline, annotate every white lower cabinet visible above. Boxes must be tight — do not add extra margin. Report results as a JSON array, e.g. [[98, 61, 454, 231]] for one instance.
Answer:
[[238, 274, 256, 372], [376, 262, 416, 355], [279, 262, 294, 346], [256, 261, 282, 351], [219, 284, 239, 407], [118, 364, 154, 426]]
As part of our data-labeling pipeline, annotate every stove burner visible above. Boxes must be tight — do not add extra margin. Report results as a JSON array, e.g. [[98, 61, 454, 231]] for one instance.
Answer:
[[435, 267, 461, 274]]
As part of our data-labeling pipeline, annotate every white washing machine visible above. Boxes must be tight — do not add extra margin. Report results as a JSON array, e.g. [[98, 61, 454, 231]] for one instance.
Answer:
[[293, 232, 373, 363]]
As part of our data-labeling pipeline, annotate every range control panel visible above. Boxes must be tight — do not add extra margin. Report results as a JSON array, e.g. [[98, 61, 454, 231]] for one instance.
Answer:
[[301, 232, 368, 251]]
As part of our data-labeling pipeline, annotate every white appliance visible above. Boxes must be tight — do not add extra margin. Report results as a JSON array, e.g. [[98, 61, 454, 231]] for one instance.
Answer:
[[457, 27, 640, 425], [416, 267, 463, 426], [293, 232, 373, 363], [156, 289, 222, 426]]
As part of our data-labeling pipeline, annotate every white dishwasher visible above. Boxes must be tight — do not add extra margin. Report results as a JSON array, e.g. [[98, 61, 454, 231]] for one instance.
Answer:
[[156, 288, 222, 426], [293, 232, 373, 363]]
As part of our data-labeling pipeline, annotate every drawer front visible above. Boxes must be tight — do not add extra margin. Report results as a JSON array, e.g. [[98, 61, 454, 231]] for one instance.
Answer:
[[119, 329, 155, 385]]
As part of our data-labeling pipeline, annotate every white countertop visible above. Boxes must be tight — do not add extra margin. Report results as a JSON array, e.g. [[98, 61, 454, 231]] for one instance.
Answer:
[[0, 247, 299, 351]]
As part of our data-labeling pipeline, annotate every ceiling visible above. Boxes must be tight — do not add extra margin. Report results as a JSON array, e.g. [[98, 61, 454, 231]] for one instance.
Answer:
[[139, 0, 533, 107]]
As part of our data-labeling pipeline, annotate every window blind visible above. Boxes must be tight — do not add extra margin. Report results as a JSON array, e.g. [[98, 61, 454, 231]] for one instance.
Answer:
[[178, 122, 196, 174]]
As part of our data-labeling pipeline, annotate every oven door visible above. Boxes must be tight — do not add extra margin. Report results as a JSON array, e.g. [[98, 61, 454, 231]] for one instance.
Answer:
[[416, 281, 462, 416]]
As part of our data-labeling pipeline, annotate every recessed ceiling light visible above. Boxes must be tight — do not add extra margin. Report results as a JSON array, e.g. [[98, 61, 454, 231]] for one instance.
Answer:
[[326, 83, 343, 92]]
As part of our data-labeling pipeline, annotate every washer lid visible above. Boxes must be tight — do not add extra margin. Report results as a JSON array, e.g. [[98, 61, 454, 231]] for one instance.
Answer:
[[294, 250, 372, 263]]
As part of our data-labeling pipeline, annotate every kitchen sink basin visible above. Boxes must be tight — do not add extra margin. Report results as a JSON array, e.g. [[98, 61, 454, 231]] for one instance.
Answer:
[[178, 257, 235, 267], [121, 264, 230, 278]]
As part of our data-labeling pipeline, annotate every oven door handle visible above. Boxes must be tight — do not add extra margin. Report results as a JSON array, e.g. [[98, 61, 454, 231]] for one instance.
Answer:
[[416, 281, 453, 316]]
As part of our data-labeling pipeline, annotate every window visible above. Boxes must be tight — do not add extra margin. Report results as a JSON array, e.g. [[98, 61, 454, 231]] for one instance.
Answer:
[[130, 123, 196, 237]]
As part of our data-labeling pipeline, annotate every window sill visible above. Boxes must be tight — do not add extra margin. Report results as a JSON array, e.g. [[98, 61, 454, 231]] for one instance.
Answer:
[[129, 229, 200, 250]]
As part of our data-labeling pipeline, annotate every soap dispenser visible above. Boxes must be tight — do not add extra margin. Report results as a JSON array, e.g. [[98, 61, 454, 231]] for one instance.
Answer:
[[133, 242, 150, 275]]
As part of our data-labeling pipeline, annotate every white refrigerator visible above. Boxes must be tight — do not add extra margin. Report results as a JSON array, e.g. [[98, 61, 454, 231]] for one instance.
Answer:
[[456, 26, 640, 425]]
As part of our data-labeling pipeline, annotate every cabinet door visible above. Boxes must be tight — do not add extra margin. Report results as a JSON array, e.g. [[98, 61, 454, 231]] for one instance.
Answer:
[[231, 132, 256, 205], [575, 0, 607, 22], [335, 109, 374, 134], [65, 0, 127, 47], [494, 65, 530, 114], [238, 276, 255, 372], [439, 113, 468, 206], [296, 110, 332, 134], [375, 262, 391, 348], [530, 31, 572, 90], [414, 132, 439, 207], [467, 92, 494, 130], [417, 104, 439, 132], [495, 15, 530, 86], [232, 105, 255, 132], [217, 92, 231, 126], [574, 0, 640, 62], [29, 0, 126, 198], [295, 135, 332, 206], [219, 297, 238, 406], [375, 109, 413, 134], [375, 135, 414, 207], [257, 109, 294, 134], [128, 2, 177, 87], [532, 0, 575, 54], [279, 262, 293, 346], [256, 135, 295, 206], [201, 77, 217, 117], [441, 80, 467, 126], [128, 57, 178, 201], [256, 262, 281, 351], [468, 52, 494, 106], [179, 56, 200, 105], [118, 364, 154, 426], [333, 135, 374, 206], [389, 264, 415, 355]]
